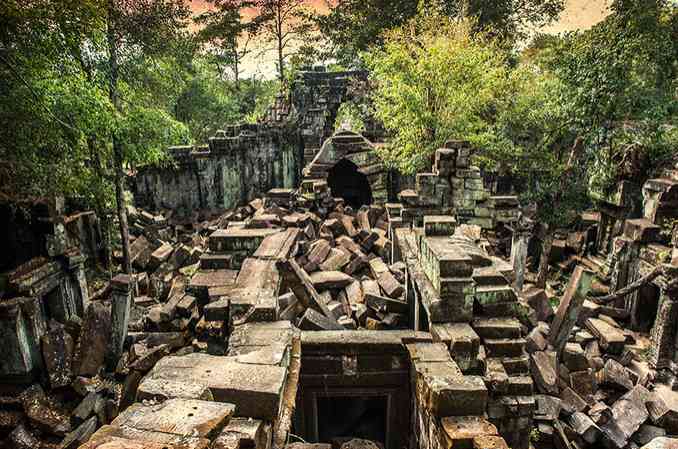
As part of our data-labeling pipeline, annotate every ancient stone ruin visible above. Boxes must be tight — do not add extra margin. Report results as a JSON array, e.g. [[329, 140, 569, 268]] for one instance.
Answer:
[[1, 68, 678, 449]]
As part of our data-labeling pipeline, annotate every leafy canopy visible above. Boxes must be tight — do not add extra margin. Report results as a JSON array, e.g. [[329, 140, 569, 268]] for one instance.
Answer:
[[365, 11, 587, 226]]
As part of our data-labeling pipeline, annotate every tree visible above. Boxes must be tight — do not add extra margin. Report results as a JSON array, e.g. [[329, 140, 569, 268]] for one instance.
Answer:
[[106, 0, 192, 274], [0, 1, 191, 273], [195, 0, 262, 90], [443, 0, 565, 42], [365, 10, 589, 287], [364, 15, 514, 174], [316, 0, 418, 67], [318, 0, 564, 66], [175, 57, 242, 141], [257, 0, 315, 81], [540, 0, 678, 194]]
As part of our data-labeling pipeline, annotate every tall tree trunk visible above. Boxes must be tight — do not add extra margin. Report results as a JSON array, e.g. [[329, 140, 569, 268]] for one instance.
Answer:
[[277, 37, 284, 81], [233, 53, 240, 91], [536, 230, 553, 289], [107, 3, 132, 275], [276, 6, 284, 82], [88, 137, 112, 270]]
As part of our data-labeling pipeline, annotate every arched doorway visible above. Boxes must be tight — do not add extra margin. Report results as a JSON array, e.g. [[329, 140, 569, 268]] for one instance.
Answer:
[[327, 159, 373, 208]]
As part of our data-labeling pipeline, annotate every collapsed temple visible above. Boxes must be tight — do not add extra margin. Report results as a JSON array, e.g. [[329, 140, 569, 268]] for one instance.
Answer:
[[1, 69, 678, 449]]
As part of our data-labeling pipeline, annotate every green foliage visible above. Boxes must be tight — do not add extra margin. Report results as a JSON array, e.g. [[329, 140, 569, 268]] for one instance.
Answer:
[[175, 59, 242, 141], [364, 16, 512, 173], [535, 0, 678, 191], [318, 0, 565, 66], [441, 0, 565, 43], [365, 11, 588, 227], [316, 0, 418, 67], [334, 102, 367, 133], [195, 0, 262, 85], [0, 0, 193, 213], [257, 0, 317, 80], [242, 78, 281, 123]]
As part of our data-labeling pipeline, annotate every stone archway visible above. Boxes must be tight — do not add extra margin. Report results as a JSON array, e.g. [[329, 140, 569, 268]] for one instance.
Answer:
[[302, 130, 387, 203], [327, 159, 373, 208]]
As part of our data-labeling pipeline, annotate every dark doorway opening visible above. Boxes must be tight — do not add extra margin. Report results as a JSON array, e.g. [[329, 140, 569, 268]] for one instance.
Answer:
[[316, 395, 387, 445], [327, 159, 373, 209], [633, 283, 660, 332]]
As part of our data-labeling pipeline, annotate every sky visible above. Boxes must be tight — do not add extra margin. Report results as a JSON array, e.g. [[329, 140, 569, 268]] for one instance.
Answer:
[[188, 0, 611, 79]]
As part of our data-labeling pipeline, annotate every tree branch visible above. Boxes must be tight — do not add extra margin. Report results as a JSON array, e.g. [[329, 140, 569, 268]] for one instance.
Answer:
[[591, 265, 664, 304]]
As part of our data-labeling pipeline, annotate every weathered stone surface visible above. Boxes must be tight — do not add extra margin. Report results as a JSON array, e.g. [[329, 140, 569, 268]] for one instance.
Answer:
[[424, 215, 457, 236], [633, 425, 667, 446], [73, 301, 112, 376], [549, 266, 593, 354], [309, 270, 354, 290], [229, 258, 280, 322], [319, 248, 351, 271], [526, 327, 548, 353], [364, 293, 408, 315], [530, 351, 558, 395], [188, 269, 238, 304], [441, 416, 498, 446], [298, 308, 343, 331], [212, 418, 269, 449], [570, 411, 602, 444], [112, 398, 234, 439], [599, 358, 634, 390], [523, 287, 554, 321], [562, 342, 589, 372], [204, 298, 230, 321], [82, 424, 210, 449], [376, 270, 404, 298], [61, 415, 98, 449], [586, 317, 626, 354], [472, 435, 509, 449], [277, 259, 338, 323], [253, 228, 300, 260], [431, 322, 480, 371], [138, 353, 287, 420], [414, 359, 488, 416], [21, 384, 71, 436], [8, 423, 41, 449], [209, 228, 280, 253], [41, 319, 74, 388]]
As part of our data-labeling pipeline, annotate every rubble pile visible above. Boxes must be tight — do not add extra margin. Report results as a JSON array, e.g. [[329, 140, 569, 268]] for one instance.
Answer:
[[196, 183, 409, 335], [519, 265, 678, 449]]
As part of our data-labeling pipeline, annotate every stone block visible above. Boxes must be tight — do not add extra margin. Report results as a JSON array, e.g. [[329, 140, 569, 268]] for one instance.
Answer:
[[441, 416, 498, 447], [41, 319, 74, 388], [74, 301, 111, 376], [431, 322, 480, 371], [424, 215, 457, 237], [624, 218, 661, 243], [111, 398, 234, 440], [549, 266, 593, 354], [415, 362, 488, 416], [138, 353, 288, 420]]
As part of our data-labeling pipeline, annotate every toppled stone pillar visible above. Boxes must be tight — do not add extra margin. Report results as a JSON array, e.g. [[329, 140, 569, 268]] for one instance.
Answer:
[[66, 253, 89, 317], [510, 215, 533, 292], [0, 296, 46, 382], [511, 232, 529, 292], [106, 274, 133, 371], [649, 283, 678, 369], [549, 266, 593, 357]]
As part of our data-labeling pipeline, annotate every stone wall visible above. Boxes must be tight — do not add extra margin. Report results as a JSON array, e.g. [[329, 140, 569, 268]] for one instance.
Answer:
[[394, 141, 520, 229], [134, 69, 379, 213], [134, 124, 300, 212]]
